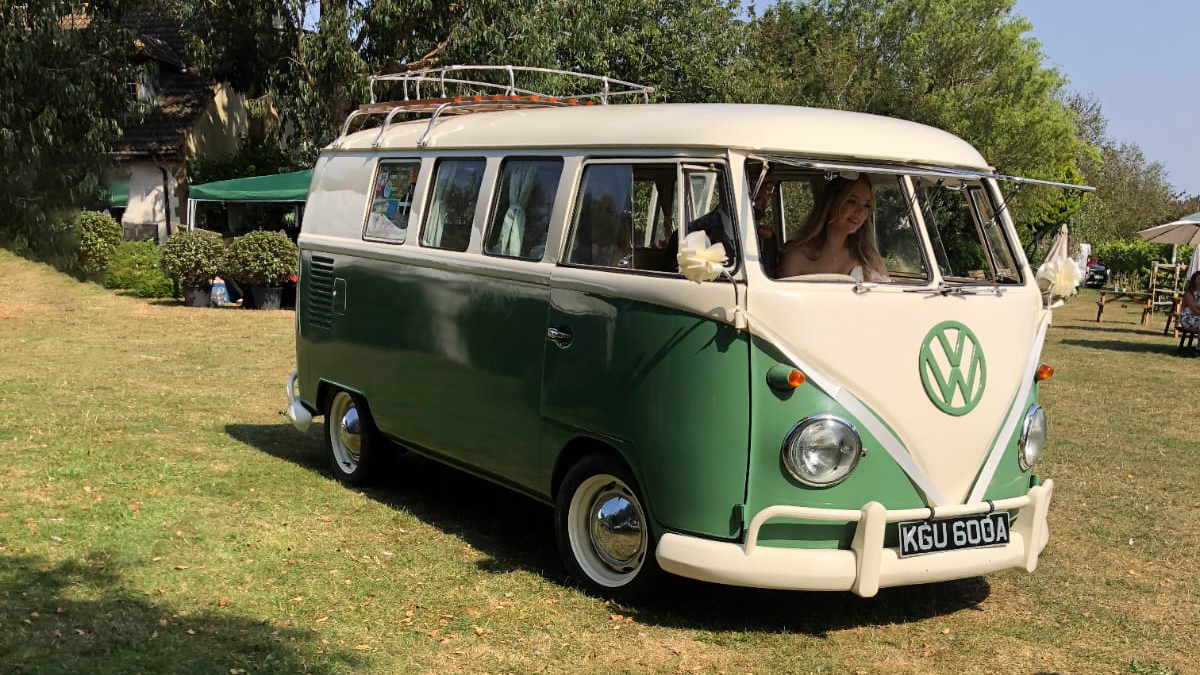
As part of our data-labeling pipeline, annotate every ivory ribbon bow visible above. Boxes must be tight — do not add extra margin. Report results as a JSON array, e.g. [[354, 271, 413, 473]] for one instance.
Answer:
[[677, 231, 728, 283]]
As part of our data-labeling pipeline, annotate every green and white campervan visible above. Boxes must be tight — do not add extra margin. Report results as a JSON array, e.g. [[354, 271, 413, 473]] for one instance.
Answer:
[[285, 66, 1089, 598]]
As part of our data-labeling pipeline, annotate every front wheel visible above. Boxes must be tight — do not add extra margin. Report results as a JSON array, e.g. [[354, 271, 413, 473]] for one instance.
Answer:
[[324, 389, 383, 486], [555, 455, 660, 599]]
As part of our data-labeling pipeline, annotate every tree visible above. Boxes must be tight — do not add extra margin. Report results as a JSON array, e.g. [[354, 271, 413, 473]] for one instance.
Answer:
[[744, 0, 1088, 248], [178, 0, 747, 160], [1064, 93, 1184, 244], [0, 1, 141, 252]]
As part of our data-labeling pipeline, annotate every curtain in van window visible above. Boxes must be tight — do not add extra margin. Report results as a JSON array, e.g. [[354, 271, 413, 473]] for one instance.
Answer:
[[422, 163, 458, 248], [497, 163, 538, 257]]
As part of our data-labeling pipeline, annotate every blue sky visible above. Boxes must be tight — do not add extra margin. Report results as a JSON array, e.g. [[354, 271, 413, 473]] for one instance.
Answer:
[[1015, 0, 1199, 196]]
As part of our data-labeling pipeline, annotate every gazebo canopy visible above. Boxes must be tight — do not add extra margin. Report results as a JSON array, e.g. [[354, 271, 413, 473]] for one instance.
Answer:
[[189, 170, 313, 202]]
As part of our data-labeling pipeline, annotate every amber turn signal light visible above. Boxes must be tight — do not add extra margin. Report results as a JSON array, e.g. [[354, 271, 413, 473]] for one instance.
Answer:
[[1035, 364, 1054, 381], [767, 364, 806, 391]]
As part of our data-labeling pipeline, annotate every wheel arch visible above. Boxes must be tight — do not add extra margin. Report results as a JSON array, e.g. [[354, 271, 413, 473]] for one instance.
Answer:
[[550, 436, 642, 503]]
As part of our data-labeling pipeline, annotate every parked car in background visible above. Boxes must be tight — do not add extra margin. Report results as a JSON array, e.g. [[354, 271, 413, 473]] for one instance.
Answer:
[[1085, 262, 1108, 288]]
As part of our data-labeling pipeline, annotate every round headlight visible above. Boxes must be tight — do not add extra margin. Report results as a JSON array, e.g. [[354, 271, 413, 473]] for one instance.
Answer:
[[782, 415, 863, 487], [1018, 404, 1047, 471]]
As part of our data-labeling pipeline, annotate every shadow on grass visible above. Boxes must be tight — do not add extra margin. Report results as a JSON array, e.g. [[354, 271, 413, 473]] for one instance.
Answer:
[[1053, 323, 1161, 336], [227, 422, 989, 634], [0, 552, 359, 675], [1060, 338, 1183, 356]]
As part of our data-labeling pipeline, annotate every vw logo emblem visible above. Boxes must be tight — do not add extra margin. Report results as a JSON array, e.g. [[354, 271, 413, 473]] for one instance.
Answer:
[[919, 321, 986, 416]]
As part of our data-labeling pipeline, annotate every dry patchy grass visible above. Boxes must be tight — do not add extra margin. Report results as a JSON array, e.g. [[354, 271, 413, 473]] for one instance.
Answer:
[[0, 250, 1196, 675]]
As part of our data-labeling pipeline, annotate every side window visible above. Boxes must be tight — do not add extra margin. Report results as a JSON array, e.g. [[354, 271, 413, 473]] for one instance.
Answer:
[[364, 160, 419, 242], [918, 179, 1019, 283], [484, 159, 563, 260], [565, 163, 680, 273], [420, 158, 485, 252]]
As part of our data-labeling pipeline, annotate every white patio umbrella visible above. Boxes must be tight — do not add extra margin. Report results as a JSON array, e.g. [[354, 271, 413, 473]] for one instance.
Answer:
[[1136, 211, 1200, 246]]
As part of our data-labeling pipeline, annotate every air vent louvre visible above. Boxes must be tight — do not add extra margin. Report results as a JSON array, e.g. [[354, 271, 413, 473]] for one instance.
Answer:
[[308, 256, 335, 329]]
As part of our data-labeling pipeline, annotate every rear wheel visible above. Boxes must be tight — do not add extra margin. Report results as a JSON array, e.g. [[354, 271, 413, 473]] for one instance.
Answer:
[[324, 389, 383, 486], [555, 454, 660, 599]]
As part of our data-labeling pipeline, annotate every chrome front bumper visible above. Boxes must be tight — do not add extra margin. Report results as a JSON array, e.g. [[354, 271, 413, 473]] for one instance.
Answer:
[[656, 480, 1053, 597], [286, 371, 313, 433]]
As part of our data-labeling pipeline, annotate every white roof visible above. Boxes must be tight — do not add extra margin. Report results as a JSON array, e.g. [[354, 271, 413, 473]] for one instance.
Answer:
[[332, 103, 991, 170]]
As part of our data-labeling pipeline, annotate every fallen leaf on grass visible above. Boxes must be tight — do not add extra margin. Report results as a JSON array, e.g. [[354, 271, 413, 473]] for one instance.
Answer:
[[318, 515, 333, 523], [353, 644, 371, 651]]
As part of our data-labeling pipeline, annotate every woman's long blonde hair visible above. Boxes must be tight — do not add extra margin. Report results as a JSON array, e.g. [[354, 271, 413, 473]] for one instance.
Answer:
[[792, 175, 885, 272]]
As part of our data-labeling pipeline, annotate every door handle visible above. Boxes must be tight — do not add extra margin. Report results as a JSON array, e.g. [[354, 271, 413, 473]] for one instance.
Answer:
[[546, 326, 573, 348]]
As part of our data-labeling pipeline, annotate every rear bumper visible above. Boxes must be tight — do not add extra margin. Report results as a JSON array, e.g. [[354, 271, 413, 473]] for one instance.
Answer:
[[656, 480, 1053, 597]]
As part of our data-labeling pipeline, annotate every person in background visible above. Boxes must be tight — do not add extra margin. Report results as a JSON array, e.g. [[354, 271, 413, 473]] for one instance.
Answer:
[[748, 168, 778, 277], [1179, 271, 1200, 332]]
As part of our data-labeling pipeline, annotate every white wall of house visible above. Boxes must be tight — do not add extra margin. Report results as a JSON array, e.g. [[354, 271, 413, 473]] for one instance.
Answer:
[[122, 160, 180, 241], [186, 84, 251, 160]]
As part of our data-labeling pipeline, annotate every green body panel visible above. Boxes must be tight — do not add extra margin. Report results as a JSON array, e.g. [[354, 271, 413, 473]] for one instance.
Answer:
[[977, 383, 1041, 501], [541, 288, 750, 540], [298, 251, 548, 491], [746, 337, 931, 549]]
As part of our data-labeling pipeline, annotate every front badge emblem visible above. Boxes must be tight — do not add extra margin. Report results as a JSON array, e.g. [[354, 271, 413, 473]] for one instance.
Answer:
[[919, 321, 986, 416]]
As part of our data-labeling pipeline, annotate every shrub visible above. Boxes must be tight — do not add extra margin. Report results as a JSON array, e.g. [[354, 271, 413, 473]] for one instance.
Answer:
[[160, 229, 225, 286], [104, 241, 176, 298], [221, 230, 297, 286], [76, 211, 122, 278], [1092, 239, 1168, 290]]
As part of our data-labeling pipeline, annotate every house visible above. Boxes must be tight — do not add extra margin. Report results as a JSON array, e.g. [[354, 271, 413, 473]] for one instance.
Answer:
[[106, 10, 259, 242]]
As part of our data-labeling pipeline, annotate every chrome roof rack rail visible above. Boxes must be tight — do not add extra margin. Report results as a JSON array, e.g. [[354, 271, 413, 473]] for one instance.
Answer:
[[332, 64, 654, 148]]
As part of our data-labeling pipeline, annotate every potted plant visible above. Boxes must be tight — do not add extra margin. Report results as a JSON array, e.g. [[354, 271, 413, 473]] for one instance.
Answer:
[[159, 229, 225, 306], [221, 230, 298, 310]]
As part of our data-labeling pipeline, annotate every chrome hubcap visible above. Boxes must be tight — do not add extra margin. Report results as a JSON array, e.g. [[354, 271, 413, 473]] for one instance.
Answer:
[[338, 407, 361, 460], [329, 392, 362, 471], [589, 489, 644, 568]]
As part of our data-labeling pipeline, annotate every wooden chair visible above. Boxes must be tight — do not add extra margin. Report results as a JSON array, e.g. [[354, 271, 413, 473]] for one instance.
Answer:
[[1180, 327, 1199, 356]]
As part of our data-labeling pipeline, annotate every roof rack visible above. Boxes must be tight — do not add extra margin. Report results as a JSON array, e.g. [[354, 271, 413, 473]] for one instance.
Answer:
[[333, 65, 655, 149]]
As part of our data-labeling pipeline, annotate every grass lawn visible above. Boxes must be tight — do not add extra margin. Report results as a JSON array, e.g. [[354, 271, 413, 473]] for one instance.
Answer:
[[0, 249, 1196, 675]]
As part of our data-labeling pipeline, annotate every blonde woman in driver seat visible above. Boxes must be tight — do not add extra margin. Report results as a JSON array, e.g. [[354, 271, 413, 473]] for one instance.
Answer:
[[777, 175, 889, 282]]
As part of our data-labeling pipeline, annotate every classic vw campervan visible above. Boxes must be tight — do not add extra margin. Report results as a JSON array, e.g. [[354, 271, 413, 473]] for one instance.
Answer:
[[285, 66, 1089, 598]]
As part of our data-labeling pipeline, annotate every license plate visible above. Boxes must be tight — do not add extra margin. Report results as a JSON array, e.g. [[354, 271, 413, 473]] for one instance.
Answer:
[[898, 511, 1010, 557]]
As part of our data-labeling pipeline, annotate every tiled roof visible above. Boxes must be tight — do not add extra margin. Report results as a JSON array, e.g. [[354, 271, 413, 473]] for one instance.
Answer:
[[113, 9, 215, 156], [113, 70, 215, 156]]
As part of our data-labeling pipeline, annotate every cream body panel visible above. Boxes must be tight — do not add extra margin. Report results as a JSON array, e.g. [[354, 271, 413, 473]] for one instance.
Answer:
[[747, 281, 1044, 505], [336, 104, 990, 171]]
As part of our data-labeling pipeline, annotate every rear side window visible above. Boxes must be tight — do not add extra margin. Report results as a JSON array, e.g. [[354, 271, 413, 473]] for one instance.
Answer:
[[420, 158, 485, 252], [364, 160, 419, 242], [484, 159, 563, 260]]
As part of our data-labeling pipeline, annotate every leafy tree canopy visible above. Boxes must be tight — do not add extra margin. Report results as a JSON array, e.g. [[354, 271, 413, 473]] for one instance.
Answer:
[[178, 0, 746, 159], [0, 0, 141, 252]]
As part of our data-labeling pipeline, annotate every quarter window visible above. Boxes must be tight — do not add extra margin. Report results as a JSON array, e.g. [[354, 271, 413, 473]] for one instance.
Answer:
[[421, 158, 485, 252], [917, 180, 1020, 283], [364, 160, 419, 243], [484, 159, 563, 260]]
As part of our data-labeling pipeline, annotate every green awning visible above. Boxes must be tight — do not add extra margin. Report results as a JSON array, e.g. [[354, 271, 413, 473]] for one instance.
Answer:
[[188, 170, 313, 202], [106, 182, 128, 208]]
